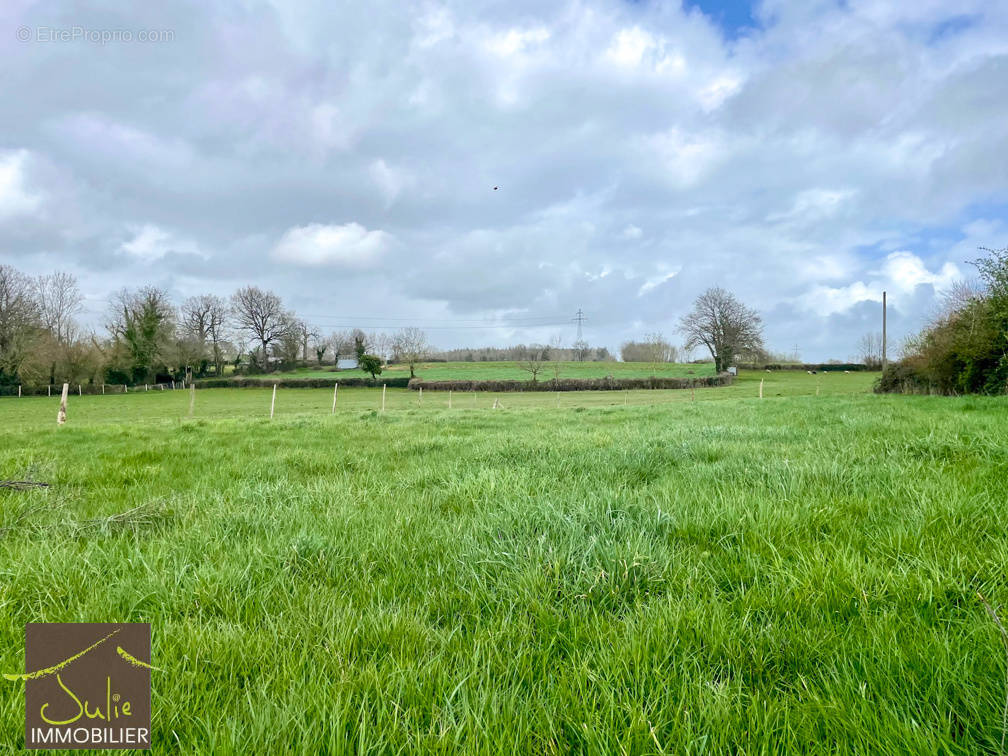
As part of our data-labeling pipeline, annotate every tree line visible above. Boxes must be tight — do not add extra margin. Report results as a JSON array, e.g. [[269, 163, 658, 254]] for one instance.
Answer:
[[0, 261, 769, 388], [0, 266, 441, 387]]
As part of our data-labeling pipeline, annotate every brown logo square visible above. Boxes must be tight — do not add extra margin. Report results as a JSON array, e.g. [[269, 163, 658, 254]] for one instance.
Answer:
[[17, 623, 152, 750]]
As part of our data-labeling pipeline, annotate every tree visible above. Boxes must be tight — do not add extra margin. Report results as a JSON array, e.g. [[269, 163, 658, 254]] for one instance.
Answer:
[[857, 332, 883, 369], [880, 246, 1008, 395], [680, 287, 764, 373], [230, 287, 288, 373], [0, 265, 41, 383], [572, 339, 590, 362], [35, 271, 83, 385], [392, 327, 429, 378], [350, 329, 367, 362], [518, 344, 548, 382], [273, 315, 304, 367], [106, 286, 176, 382], [181, 294, 228, 376], [358, 353, 382, 379]]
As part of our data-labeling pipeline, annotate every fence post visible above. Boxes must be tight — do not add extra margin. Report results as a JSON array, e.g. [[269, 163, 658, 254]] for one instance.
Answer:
[[382, 384, 386, 412], [270, 384, 277, 419], [78, 384, 82, 396], [18, 385, 21, 398], [759, 378, 763, 399], [332, 382, 338, 414], [57, 383, 68, 425], [189, 383, 195, 416], [448, 389, 452, 409], [419, 386, 422, 406], [48, 385, 51, 397], [124, 385, 127, 393], [101, 384, 105, 395]]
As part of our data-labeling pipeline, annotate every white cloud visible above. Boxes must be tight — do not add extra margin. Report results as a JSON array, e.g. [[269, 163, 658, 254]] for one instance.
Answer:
[[881, 251, 961, 293], [486, 27, 550, 57], [0, 150, 42, 221], [797, 252, 963, 315], [120, 224, 201, 260], [271, 223, 391, 268]]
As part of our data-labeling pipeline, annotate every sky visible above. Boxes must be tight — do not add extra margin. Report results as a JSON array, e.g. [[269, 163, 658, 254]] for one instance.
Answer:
[[2, 0, 1007, 361]]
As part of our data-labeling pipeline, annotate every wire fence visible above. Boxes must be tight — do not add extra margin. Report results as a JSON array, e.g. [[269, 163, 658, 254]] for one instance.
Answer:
[[0, 381, 193, 397]]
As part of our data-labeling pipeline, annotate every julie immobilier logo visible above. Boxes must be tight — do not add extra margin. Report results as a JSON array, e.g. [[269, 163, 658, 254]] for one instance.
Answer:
[[4, 623, 155, 750]]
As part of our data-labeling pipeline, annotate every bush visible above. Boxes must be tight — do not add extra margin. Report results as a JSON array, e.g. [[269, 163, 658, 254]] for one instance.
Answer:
[[876, 247, 1008, 395], [407, 374, 733, 392], [195, 376, 411, 389]]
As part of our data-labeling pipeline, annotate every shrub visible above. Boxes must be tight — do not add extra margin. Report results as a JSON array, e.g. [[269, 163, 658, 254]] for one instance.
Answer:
[[406, 374, 733, 392], [876, 247, 1008, 395]]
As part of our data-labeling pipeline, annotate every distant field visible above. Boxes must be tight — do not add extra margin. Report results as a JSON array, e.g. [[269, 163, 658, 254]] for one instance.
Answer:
[[3, 370, 1007, 752], [281, 360, 718, 382], [0, 371, 876, 427]]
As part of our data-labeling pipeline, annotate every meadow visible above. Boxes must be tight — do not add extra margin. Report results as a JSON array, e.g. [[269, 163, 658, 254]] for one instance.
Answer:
[[2, 371, 1007, 753], [276, 359, 718, 382]]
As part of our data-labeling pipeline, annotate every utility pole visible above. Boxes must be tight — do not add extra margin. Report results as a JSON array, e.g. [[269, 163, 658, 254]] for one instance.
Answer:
[[882, 291, 887, 371], [573, 308, 586, 342]]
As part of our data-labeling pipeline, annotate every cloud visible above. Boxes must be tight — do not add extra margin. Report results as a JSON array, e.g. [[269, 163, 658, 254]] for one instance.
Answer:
[[270, 223, 391, 268], [0, 150, 42, 221], [1, 0, 1006, 358]]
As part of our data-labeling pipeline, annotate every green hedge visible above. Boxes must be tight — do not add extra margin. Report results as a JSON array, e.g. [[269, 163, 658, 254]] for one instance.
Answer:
[[739, 363, 870, 372], [194, 377, 411, 389], [407, 374, 733, 392]]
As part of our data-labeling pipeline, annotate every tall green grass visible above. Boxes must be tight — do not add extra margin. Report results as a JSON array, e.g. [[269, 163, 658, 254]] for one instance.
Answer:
[[1, 373, 1006, 753]]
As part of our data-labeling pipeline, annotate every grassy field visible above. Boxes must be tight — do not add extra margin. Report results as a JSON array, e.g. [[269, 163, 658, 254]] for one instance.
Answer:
[[279, 360, 718, 382], [2, 371, 1008, 753]]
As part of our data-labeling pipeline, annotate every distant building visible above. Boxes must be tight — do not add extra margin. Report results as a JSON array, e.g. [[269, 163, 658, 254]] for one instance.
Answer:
[[337, 358, 358, 370]]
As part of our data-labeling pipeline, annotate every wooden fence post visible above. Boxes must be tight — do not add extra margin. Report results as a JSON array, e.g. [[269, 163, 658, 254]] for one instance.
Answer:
[[18, 385, 21, 398], [759, 378, 763, 399], [448, 389, 452, 409], [78, 384, 82, 396], [419, 386, 422, 406], [331, 383, 338, 414], [189, 383, 195, 416], [57, 383, 68, 425], [48, 385, 51, 397], [382, 384, 386, 412], [270, 384, 277, 419]]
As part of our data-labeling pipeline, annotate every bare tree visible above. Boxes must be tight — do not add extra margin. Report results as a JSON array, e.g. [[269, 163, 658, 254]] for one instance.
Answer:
[[680, 287, 764, 373], [518, 344, 549, 382], [0, 265, 41, 381], [36, 272, 82, 346], [181, 294, 229, 375], [273, 314, 303, 367], [645, 332, 678, 373], [857, 332, 884, 369], [392, 327, 430, 378], [34, 271, 83, 385], [572, 339, 590, 362], [313, 333, 328, 365], [230, 287, 288, 372]]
